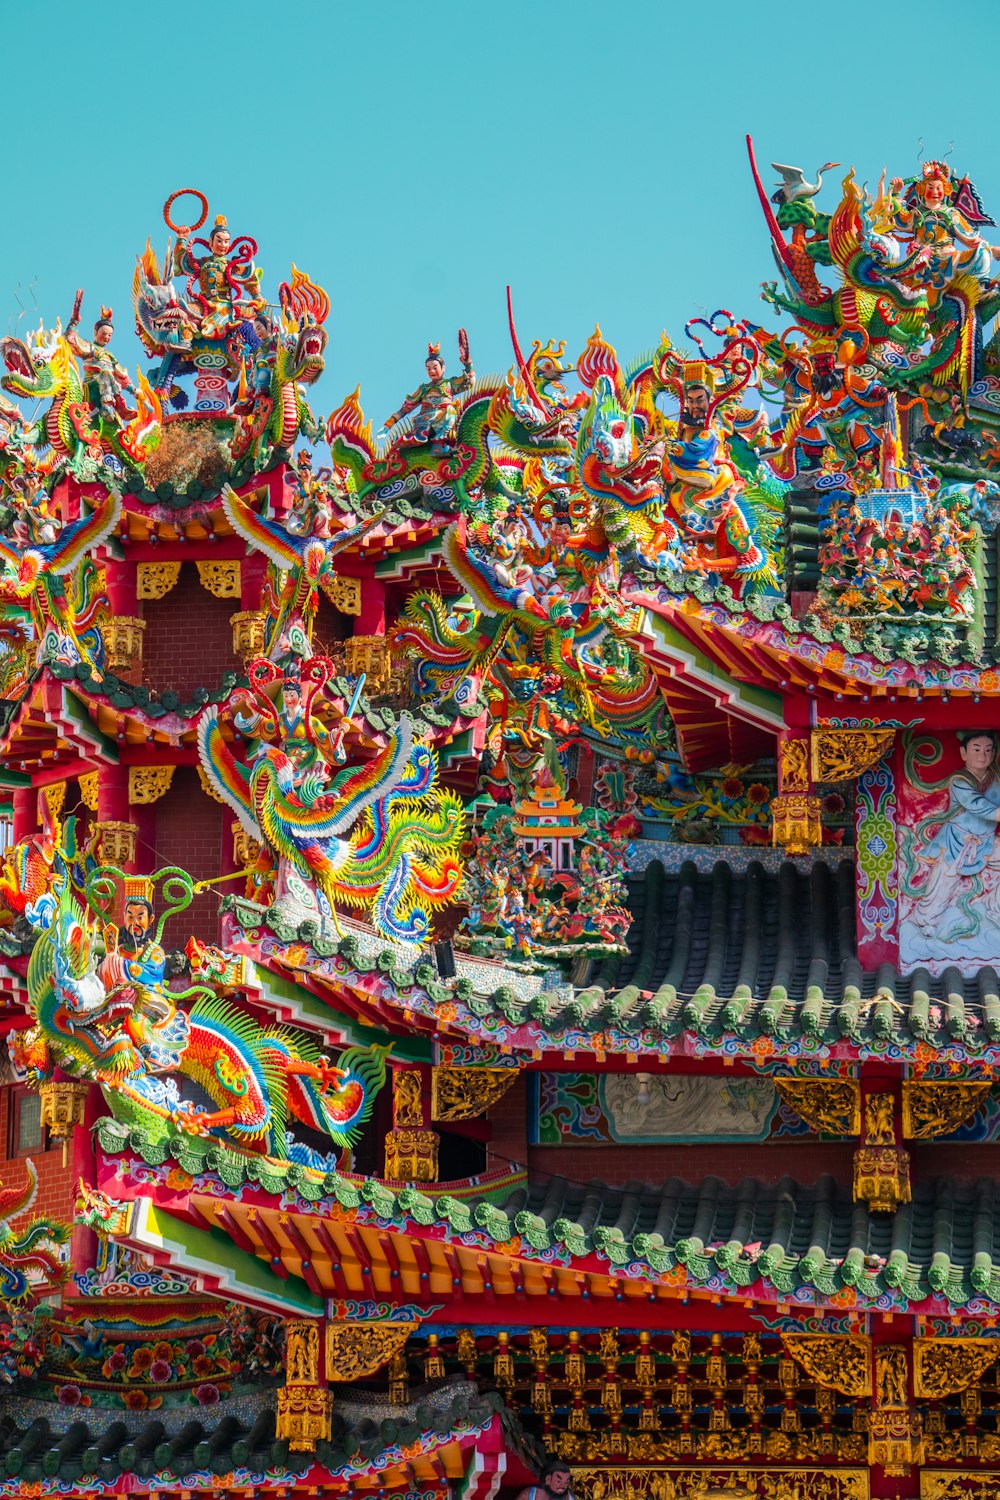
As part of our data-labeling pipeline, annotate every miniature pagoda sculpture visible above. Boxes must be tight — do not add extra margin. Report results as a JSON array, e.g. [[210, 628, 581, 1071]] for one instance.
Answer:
[[460, 747, 632, 961]]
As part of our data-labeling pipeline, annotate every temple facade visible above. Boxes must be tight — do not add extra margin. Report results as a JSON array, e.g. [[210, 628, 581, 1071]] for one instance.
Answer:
[[0, 161, 1000, 1500]]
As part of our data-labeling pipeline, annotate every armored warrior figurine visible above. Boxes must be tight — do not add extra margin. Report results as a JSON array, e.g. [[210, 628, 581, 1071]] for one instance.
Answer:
[[65, 294, 136, 428], [172, 213, 262, 340], [380, 331, 474, 449]]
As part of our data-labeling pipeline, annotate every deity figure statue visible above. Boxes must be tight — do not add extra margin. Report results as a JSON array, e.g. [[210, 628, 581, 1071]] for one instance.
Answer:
[[907, 730, 1000, 943], [284, 450, 336, 541], [65, 295, 137, 430], [0, 391, 23, 452], [201, 659, 465, 943], [98, 879, 188, 1075], [515, 1459, 575, 1500], [232, 658, 357, 803], [242, 309, 279, 402], [380, 332, 475, 449], [883, 160, 1000, 297], [172, 213, 262, 340], [662, 373, 765, 579]]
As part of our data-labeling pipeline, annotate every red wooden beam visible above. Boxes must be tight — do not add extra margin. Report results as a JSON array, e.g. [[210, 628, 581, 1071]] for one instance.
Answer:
[[246, 1210, 290, 1280], [280, 1216, 326, 1297], [313, 1221, 352, 1299], [208, 1204, 258, 1258]]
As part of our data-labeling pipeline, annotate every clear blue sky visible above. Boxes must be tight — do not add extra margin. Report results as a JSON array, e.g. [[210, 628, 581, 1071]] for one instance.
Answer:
[[4, 0, 1000, 428]]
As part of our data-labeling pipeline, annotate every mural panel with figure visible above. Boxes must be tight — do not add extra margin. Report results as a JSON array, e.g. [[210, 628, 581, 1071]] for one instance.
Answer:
[[533, 1073, 785, 1144], [899, 730, 1000, 971]]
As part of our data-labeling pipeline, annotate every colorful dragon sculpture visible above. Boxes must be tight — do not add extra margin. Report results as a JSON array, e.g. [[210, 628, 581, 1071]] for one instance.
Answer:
[[14, 882, 388, 1153], [395, 521, 665, 749], [325, 379, 499, 517], [0, 331, 160, 477], [748, 139, 1000, 403], [0, 1163, 68, 1302], [230, 267, 329, 463], [198, 660, 464, 942]]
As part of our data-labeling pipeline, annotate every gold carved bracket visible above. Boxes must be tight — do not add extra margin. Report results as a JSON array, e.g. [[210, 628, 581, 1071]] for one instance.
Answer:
[[384, 1128, 439, 1182], [902, 1081, 993, 1140], [104, 616, 146, 674], [276, 1385, 332, 1451], [197, 765, 226, 804], [95, 820, 138, 867], [431, 1066, 519, 1120], [39, 1079, 90, 1139], [854, 1145, 911, 1211], [137, 562, 181, 600], [914, 1338, 1000, 1398], [42, 782, 66, 819], [782, 1333, 872, 1397], [128, 765, 175, 805], [771, 792, 822, 854], [345, 635, 389, 690], [322, 573, 362, 615], [78, 772, 99, 813], [230, 609, 268, 663], [811, 728, 895, 784], [326, 1322, 414, 1382], [392, 1069, 423, 1126], [775, 1078, 860, 1136], [779, 737, 810, 792], [196, 560, 241, 599]]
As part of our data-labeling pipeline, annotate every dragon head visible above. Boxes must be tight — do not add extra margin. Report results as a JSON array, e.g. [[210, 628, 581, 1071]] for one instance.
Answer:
[[0, 335, 64, 400], [26, 889, 139, 1077], [581, 375, 634, 466], [276, 267, 329, 386], [133, 243, 195, 355], [278, 320, 328, 387], [577, 375, 661, 504]]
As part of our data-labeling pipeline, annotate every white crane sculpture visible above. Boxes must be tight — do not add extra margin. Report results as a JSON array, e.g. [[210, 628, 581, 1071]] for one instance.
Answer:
[[770, 160, 840, 206]]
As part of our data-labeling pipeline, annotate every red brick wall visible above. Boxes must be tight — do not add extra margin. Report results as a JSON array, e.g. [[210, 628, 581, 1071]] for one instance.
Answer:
[[141, 566, 242, 699], [311, 594, 351, 655], [524, 1140, 857, 1190], [152, 768, 229, 943], [0, 1086, 76, 1223], [911, 1141, 1000, 1184], [488, 1073, 528, 1169]]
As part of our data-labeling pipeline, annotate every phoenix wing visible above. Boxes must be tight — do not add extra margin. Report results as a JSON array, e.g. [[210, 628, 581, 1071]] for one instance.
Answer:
[[40, 490, 123, 574], [197, 706, 258, 838], [222, 484, 305, 572]]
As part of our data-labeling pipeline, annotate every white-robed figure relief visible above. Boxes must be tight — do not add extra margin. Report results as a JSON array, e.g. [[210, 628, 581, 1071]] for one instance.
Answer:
[[900, 729, 1000, 966]]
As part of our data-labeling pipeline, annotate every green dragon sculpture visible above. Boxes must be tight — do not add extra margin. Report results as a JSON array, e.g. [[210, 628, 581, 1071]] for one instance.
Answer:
[[0, 332, 160, 477]]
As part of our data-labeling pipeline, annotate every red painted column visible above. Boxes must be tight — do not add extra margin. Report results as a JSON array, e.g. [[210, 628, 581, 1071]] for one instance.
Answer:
[[869, 1314, 920, 1499], [12, 787, 36, 843], [132, 804, 156, 876], [96, 764, 137, 874], [241, 553, 267, 611], [68, 1086, 104, 1280], [104, 558, 137, 617], [97, 765, 129, 825], [353, 560, 385, 634]]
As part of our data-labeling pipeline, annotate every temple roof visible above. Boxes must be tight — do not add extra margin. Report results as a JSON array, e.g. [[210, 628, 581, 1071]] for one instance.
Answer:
[[98, 1120, 1000, 1313], [575, 858, 1000, 1062], [229, 858, 1000, 1066], [0, 1383, 525, 1496]]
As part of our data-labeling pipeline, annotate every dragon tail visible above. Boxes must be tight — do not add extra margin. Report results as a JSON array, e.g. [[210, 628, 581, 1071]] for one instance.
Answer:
[[287, 1042, 391, 1150]]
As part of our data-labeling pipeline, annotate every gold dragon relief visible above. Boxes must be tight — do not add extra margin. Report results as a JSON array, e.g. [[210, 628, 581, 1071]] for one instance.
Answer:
[[921, 1475, 1000, 1499], [571, 1470, 869, 1500]]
